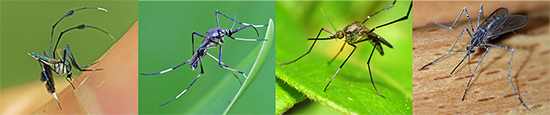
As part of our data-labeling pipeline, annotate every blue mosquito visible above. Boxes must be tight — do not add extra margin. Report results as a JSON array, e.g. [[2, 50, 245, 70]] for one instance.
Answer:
[[28, 7, 114, 110], [140, 10, 267, 107], [420, 4, 530, 110], [279, 0, 412, 98]]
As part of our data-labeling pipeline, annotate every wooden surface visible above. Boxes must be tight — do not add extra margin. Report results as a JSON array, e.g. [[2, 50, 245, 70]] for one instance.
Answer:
[[413, 1, 549, 28], [412, 3, 550, 114]]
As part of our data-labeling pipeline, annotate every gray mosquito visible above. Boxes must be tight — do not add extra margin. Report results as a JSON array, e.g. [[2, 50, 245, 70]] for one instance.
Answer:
[[140, 10, 267, 107], [278, 0, 412, 98], [420, 4, 530, 110]]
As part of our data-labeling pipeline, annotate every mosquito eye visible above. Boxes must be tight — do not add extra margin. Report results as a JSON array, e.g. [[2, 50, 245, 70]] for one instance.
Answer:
[[337, 32, 345, 39]]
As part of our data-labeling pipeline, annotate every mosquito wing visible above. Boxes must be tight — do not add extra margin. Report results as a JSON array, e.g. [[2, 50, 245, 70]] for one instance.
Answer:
[[486, 15, 529, 39], [478, 7, 509, 29], [367, 37, 393, 56], [40, 63, 56, 94]]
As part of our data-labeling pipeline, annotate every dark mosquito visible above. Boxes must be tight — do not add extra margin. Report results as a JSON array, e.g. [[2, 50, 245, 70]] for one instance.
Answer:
[[28, 7, 114, 110], [278, 0, 412, 98], [420, 4, 530, 110], [29, 25, 114, 110], [140, 10, 267, 107]]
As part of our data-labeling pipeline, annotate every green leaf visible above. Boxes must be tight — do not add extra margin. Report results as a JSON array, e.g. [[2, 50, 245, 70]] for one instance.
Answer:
[[276, 77, 306, 115], [276, 1, 412, 114], [224, 19, 275, 114]]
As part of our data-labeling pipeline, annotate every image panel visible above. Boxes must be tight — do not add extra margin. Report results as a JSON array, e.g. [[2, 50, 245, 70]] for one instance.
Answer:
[[413, 1, 549, 114], [276, 0, 412, 114], [1, 0, 138, 114], [138, 1, 275, 114]]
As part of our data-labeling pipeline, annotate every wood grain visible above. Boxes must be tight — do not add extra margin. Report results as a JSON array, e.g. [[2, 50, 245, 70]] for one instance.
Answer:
[[412, 4, 550, 114]]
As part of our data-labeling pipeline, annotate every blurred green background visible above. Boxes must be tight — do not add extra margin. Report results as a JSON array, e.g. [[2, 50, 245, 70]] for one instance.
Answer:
[[276, 0, 412, 114], [138, 1, 275, 114], [0, 1, 137, 90]]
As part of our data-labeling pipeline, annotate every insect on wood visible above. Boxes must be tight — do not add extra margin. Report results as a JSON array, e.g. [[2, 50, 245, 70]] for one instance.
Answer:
[[419, 4, 530, 110]]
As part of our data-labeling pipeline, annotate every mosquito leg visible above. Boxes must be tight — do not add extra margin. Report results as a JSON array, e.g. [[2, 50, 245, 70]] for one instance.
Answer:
[[278, 28, 333, 65], [328, 42, 346, 65], [462, 46, 488, 101], [191, 31, 205, 54], [51, 7, 108, 58], [140, 59, 191, 75], [158, 60, 205, 107], [484, 43, 529, 111], [428, 6, 475, 31], [362, 0, 396, 24], [366, 43, 385, 98], [66, 75, 76, 89], [324, 43, 357, 92], [365, 1, 412, 35], [216, 45, 248, 79], [226, 24, 266, 41], [421, 28, 471, 70], [476, 4, 484, 28], [216, 10, 267, 27], [64, 45, 100, 71], [53, 24, 114, 59], [206, 52, 243, 84]]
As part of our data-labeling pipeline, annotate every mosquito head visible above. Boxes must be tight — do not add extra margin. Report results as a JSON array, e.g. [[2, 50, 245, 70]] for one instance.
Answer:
[[466, 46, 475, 54], [335, 30, 346, 40]]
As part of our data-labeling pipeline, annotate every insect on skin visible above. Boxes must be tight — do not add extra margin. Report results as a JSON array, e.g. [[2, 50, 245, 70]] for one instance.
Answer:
[[419, 4, 530, 110], [28, 7, 114, 110], [278, 0, 412, 98], [140, 10, 268, 107]]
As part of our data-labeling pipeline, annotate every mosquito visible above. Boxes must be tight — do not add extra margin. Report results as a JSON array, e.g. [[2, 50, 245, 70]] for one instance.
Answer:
[[140, 10, 267, 107], [419, 4, 530, 110], [278, 0, 412, 98], [28, 24, 114, 109]]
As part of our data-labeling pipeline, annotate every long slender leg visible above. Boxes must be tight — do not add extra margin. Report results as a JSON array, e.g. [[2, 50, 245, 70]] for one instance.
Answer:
[[278, 28, 334, 65], [53, 24, 114, 59], [217, 45, 248, 79], [362, 0, 396, 24], [50, 7, 108, 58], [158, 60, 205, 107], [62, 47, 77, 89], [216, 10, 267, 27], [140, 60, 191, 75], [365, 43, 386, 98], [226, 24, 266, 41], [461, 46, 488, 101], [476, 4, 484, 28], [365, 1, 412, 35], [328, 42, 346, 65], [428, 6, 475, 31], [324, 44, 357, 92], [421, 28, 472, 69], [484, 43, 529, 111], [191, 31, 205, 54], [65, 45, 101, 72], [206, 52, 243, 85]]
